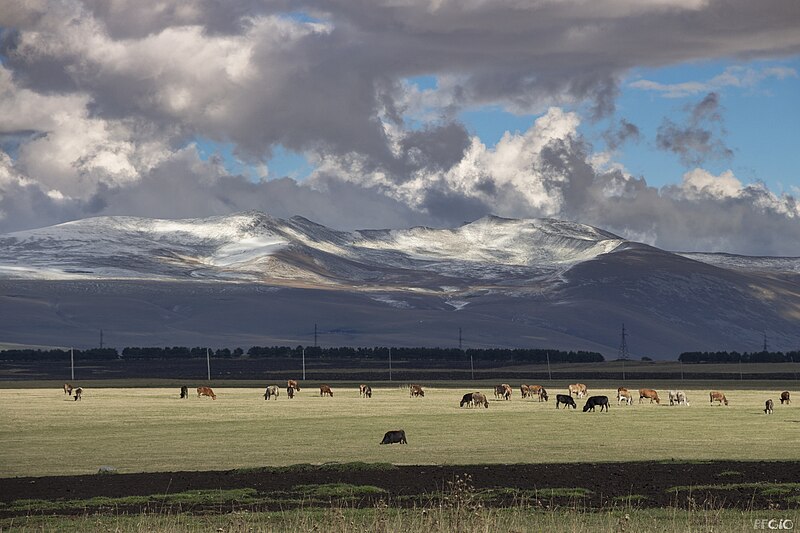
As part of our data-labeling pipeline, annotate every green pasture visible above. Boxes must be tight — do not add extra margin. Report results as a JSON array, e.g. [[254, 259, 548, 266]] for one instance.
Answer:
[[0, 384, 798, 477]]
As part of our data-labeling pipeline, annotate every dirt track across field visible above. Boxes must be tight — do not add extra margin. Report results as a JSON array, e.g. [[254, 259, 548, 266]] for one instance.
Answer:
[[2, 461, 800, 516]]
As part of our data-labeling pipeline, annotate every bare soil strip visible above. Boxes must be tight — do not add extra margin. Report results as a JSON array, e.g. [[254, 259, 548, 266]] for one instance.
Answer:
[[2, 461, 799, 516]]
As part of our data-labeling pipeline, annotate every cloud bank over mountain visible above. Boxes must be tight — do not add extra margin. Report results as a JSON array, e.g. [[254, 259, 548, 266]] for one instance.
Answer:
[[0, 0, 799, 255]]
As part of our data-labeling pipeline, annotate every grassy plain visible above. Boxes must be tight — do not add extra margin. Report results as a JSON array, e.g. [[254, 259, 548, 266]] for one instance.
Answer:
[[0, 383, 798, 477]]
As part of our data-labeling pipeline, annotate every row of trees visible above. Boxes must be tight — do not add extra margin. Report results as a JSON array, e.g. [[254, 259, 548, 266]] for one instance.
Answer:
[[678, 351, 800, 363], [0, 345, 604, 362]]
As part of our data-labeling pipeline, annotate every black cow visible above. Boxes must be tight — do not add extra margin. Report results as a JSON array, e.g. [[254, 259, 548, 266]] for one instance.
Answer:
[[180, 386, 188, 399], [460, 392, 475, 408], [556, 394, 576, 409], [73, 387, 83, 401], [380, 430, 407, 445], [364, 386, 372, 398], [765, 399, 774, 414], [583, 395, 609, 412]]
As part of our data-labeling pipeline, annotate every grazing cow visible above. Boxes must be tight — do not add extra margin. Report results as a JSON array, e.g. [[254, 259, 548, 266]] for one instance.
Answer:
[[780, 391, 791, 405], [179, 386, 188, 399], [460, 392, 475, 408], [319, 384, 334, 397], [556, 394, 577, 409], [765, 399, 774, 414], [197, 386, 216, 400], [709, 391, 728, 405], [359, 384, 370, 398], [472, 392, 489, 408], [617, 388, 633, 405], [364, 386, 372, 398], [287, 380, 301, 392], [380, 429, 407, 445], [410, 384, 425, 397], [676, 391, 690, 406], [493, 384, 512, 400], [264, 385, 279, 400], [568, 383, 587, 398], [583, 395, 609, 412], [63, 383, 73, 395], [520, 384, 530, 399], [286, 386, 295, 399], [529, 385, 548, 402], [73, 387, 83, 401], [668, 390, 678, 405], [639, 389, 660, 404]]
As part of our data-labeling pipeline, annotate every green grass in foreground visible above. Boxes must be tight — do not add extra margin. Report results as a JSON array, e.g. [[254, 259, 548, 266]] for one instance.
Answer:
[[2, 506, 797, 532], [0, 385, 798, 476]]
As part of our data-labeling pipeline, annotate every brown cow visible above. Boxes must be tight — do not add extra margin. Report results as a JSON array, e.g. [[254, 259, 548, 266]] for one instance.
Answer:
[[709, 391, 728, 405], [264, 385, 279, 400], [639, 389, 660, 404], [472, 392, 489, 408], [568, 383, 587, 398], [63, 383, 73, 395], [197, 386, 216, 400], [319, 384, 334, 397], [410, 384, 425, 397], [287, 380, 301, 392], [73, 387, 83, 401], [520, 384, 531, 398], [780, 391, 791, 404]]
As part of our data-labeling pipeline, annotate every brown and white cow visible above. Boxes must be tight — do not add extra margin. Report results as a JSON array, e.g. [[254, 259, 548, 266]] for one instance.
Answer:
[[472, 392, 489, 408], [709, 391, 728, 405], [287, 380, 301, 392], [264, 385, 279, 400], [765, 399, 774, 414], [568, 383, 587, 398], [359, 384, 370, 398], [73, 387, 83, 401], [319, 384, 334, 397], [520, 384, 531, 398], [180, 385, 189, 399], [780, 391, 791, 404], [639, 389, 660, 404], [197, 386, 216, 400], [493, 384, 511, 400], [63, 383, 73, 395], [410, 384, 425, 397], [530, 385, 548, 402], [617, 387, 633, 405], [286, 386, 295, 399]]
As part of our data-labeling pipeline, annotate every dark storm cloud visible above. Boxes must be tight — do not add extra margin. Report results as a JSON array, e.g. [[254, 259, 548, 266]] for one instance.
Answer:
[[656, 92, 734, 166], [603, 119, 641, 150]]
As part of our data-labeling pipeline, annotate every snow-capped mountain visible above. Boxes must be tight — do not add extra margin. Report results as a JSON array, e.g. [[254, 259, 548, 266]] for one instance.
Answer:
[[0, 211, 626, 290], [0, 212, 798, 358]]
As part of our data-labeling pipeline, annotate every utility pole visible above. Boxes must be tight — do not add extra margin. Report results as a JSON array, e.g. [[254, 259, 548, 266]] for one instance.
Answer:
[[618, 323, 629, 382], [388, 347, 392, 382], [763, 331, 768, 353], [460, 327, 473, 380], [99, 329, 103, 349], [70, 347, 74, 381], [546, 351, 552, 381], [314, 323, 318, 348], [302, 347, 306, 380], [206, 348, 211, 382]]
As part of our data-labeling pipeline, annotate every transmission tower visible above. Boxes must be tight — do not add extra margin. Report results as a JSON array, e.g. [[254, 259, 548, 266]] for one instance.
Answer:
[[763, 331, 768, 353], [618, 323, 629, 360]]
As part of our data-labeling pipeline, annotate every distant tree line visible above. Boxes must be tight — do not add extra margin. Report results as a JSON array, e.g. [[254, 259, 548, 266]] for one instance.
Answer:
[[0, 345, 604, 362], [678, 351, 800, 363]]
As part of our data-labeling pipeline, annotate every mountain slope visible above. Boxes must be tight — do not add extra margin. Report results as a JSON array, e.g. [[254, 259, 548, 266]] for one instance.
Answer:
[[0, 212, 798, 358]]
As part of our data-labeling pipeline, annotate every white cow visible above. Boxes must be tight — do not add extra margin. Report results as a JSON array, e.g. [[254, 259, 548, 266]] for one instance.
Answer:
[[669, 390, 690, 406]]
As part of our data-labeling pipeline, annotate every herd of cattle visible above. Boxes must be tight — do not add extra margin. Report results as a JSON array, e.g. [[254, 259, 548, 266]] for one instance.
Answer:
[[61, 381, 791, 417], [60, 381, 792, 446]]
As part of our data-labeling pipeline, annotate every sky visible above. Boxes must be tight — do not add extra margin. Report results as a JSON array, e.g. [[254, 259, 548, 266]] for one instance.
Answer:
[[0, 0, 799, 255]]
